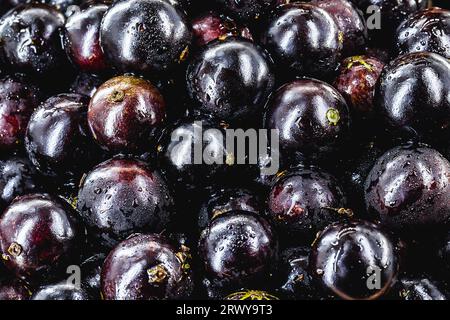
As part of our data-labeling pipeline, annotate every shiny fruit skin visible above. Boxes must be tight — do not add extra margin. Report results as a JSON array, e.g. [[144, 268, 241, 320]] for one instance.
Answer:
[[186, 37, 274, 123], [375, 52, 450, 140], [88, 76, 166, 153], [25, 93, 95, 180], [0, 76, 42, 150], [364, 144, 450, 230], [213, 0, 278, 23], [352, 0, 427, 47], [0, 4, 68, 76], [99, 0, 192, 74], [310, 220, 399, 300], [312, 0, 368, 57], [101, 233, 194, 300], [77, 158, 174, 249], [268, 166, 347, 243], [264, 79, 351, 159], [31, 282, 92, 300], [334, 55, 384, 119], [0, 156, 40, 212], [260, 3, 344, 79], [396, 278, 447, 300], [63, 4, 108, 72], [198, 211, 277, 293], [396, 7, 450, 59], [80, 253, 105, 298], [198, 188, 262, 230], [0, 193, 85, 284]]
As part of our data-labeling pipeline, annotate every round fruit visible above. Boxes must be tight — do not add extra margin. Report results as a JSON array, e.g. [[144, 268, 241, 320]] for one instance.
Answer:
[[264, 79, 351, 159], [25, 93, 96, 180], [365, 144, 450, 230], [88, 75, 166, 153], [63, 4, 108, 72], [0, 76, 41, 150], [395, 7, 450, 59], [375, 52, 450, 140], [0, 193, 85, 283], [310, 219, 399, 300], [198, 187, 262, 230], [334, 55, 384, 119], [187, 37, 274, 123], [213, 0, 278, 23], [101, 233, 194, 300], [312, 0, 368, 57], [99, 0, 192, 74], [77, 158, 174, 248], [260, 3, 344, 79], [0, 4, 68, 76], [0, 156, 40, 212], [31, 282, 91, 300], [268, 166, 348, 243], [198, 211, 277, 292]]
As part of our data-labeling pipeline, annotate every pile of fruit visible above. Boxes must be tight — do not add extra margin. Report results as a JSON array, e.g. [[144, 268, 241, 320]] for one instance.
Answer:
[[0, 0, 449, 300]]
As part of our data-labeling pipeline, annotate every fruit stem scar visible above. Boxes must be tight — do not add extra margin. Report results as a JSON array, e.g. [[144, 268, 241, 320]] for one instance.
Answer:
[[109, 89, 125, 103], [147, 264, 168, 284], [326, 108, 340, 125], [7, 242, 22, 257]]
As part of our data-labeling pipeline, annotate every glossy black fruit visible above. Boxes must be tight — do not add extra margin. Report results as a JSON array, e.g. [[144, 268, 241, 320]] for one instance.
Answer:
[[0, 4, 68, 76], [99, 0, 192, 74], [187, 37, 274, 123], [63, 4, 108, 72], [69, 72, 104, 97], [31, 282, 92, 300], [396, 7, 450, 59], [352, 0, 427, 47], [0, 76, 42, 150], [264, 79, 351, 159], [77, 158, 174, 248], [88, 75, 166, 153], [260, 3, 344, 79], [334, 55, 384, 119], [312, 0, 368, 57], [365, 144, 450, 230], [310, 219, 399, 300], [213, 0, 278, 23], [0, 156, 40, 212], [101, 233, 194, 300], [25, 93, 96, 180], [0, 193, 85, 284], [375, 52, 450, 140], [198, 187, 262, 230], [268, 166, 348, 243], [198, 211, 277, 295], [80, 253, 105, 298], [396, 277, 447, 300]]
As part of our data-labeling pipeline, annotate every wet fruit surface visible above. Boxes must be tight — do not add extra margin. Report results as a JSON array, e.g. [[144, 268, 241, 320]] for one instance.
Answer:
[[198, 211, 277, 295], [99, 0, 192, 74], [365, 144, 450, 230], [375, 52, 450, 140], [268, 166, 348, 243], [88, 76, 166, 153], [310, 220, 399, 300], [0, 4, 68, 76], [0, 76, 42, 150], [0, 193, 85, 283], [101, 233, 194, 300], [264, 79, 351, 159], [63, 4, 108, 72], [31, 282, 92, 300], [77, 158, 174, 248], [261, 3, 344, 79], [187, 37, 274, 123]]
